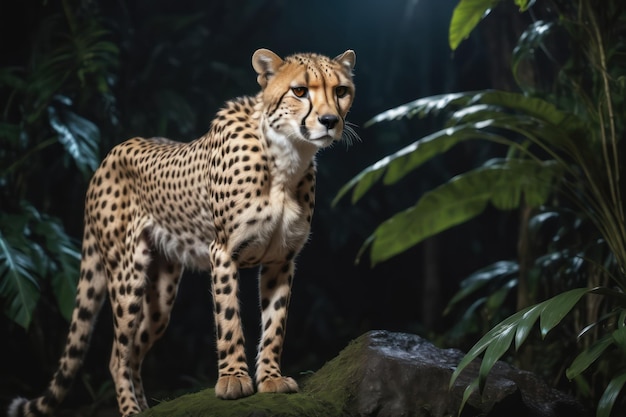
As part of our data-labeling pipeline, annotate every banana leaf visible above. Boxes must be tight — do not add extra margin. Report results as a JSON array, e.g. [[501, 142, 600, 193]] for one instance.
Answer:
[[449, 0, 500, 51], [334, 125, 507, 206], [364, 92, 473, 127], [363, 158, 560, 265], [449, 0, 534, 50], [336, 90, 588, 208]]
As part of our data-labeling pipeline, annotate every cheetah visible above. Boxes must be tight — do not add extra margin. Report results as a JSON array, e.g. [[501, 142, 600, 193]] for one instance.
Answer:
[[9, 48, 356, 417]]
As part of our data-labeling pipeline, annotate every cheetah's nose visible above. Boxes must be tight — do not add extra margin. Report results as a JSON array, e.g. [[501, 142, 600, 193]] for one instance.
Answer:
[[318, 114, 339, 130]]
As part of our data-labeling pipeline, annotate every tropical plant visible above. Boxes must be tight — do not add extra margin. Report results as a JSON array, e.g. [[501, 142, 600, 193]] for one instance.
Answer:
[[335, 0, 626, 414], [0, 0, 119, 329]]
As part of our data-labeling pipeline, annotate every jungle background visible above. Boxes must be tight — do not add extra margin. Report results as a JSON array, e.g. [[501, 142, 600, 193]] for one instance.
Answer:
[[2, 0, 625, 415]]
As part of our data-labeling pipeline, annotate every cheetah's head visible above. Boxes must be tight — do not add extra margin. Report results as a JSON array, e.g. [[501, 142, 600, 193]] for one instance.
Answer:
[[252, 48, 356, 148]]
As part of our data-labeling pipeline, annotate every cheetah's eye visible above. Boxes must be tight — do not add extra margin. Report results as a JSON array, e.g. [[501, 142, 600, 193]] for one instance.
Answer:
[[335, 86, 349, 98], [291, 87, 308, 98]]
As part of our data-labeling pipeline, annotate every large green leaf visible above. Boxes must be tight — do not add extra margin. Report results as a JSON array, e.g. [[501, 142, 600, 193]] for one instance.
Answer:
[[538, 288, 590, 337], [612, 324, 626, 351], [35, 219, 80, 321], [367, 159, 560, 265], [71, 26, 119, 91], [364, 90, 579, 130], [445, 260, 518, 313], [513, 303, 544, 349], [333, 125, 506, 206], [566, 335, 614, 380], [485, 278, 517, 312], [0, 203, 80, 327], [512, 20, 554, 90], [51, 244, 80, 321], [479, 322, 517, 391], [364, 92, 474, 127], [514, 0, 534, 10], [448, 90, 585, 133], [589, 287, 626, 307], [450, 307, 531, 388], [0, 230, 41, 329], [48, 96, 100, 178], [597, 372, 626, 417], [451, 288, 591, 394], [447, 297, 488, 338], [449, 0, 534, 50], [449, 0, 500, 50], [369, 188, 485, 265], [459, 378, 480, 416], [337, 90, 584, 208], [447, 101, 591, 171]]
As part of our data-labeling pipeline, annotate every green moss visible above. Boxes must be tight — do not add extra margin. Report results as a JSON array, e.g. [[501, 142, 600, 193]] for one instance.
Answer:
[[302, 334, 368, 414], [139, 335, 369, 417], [139, 388, 334, 417]]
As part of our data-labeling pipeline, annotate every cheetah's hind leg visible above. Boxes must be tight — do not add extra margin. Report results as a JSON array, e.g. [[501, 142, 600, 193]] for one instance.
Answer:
[[131, 249, 183, 410]]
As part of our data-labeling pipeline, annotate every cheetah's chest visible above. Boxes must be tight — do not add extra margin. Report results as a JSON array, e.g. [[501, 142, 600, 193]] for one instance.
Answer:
[[234, 189, 310, 268]]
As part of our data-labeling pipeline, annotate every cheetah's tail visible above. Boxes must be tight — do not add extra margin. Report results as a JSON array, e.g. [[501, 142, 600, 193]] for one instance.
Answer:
[[6, 399, 29, 417], [8, 242, 109, 417]]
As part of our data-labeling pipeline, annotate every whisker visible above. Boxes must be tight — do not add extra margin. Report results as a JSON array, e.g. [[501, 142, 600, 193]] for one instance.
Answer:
[[341, 123, 361, 147]]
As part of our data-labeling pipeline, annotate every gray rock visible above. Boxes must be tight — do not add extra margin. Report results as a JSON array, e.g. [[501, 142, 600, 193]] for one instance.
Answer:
[[339, 330, 587, 417]]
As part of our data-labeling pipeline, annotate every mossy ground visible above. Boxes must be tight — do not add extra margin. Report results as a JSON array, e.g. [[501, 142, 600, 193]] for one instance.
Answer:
[[139, 388, 333, 417], [139, 335, 368, 417], [302, 335, 367, 414]]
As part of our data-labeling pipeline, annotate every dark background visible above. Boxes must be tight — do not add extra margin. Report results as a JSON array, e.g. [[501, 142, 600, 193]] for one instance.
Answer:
[[0, 0, 528, 413]]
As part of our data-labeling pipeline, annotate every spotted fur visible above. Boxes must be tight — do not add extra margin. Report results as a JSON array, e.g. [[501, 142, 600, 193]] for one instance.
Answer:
[[8, 48, 356, 417]]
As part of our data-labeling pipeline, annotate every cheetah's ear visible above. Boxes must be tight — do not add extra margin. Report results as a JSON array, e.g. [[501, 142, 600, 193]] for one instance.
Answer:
[[334, 50, 356, 72], [252, 49, 284, 89]]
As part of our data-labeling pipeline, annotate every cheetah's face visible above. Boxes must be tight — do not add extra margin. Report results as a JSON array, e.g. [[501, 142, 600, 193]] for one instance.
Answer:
[[252, 49, 356, 148]]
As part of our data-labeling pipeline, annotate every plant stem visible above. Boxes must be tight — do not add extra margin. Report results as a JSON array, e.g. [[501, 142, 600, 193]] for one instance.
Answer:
[[517, 204, 533, 310], [3, 137, 59, 176], [587, 1, 626, 275]]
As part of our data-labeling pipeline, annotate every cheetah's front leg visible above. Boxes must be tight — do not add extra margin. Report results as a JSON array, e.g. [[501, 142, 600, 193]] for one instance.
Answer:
[[256, 261, 298, 394], [209, 244, 254, 399]]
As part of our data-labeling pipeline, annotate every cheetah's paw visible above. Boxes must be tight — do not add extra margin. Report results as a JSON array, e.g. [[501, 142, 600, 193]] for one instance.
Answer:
[[215, 374, 254, 400], [257, 376, 299, 394]]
